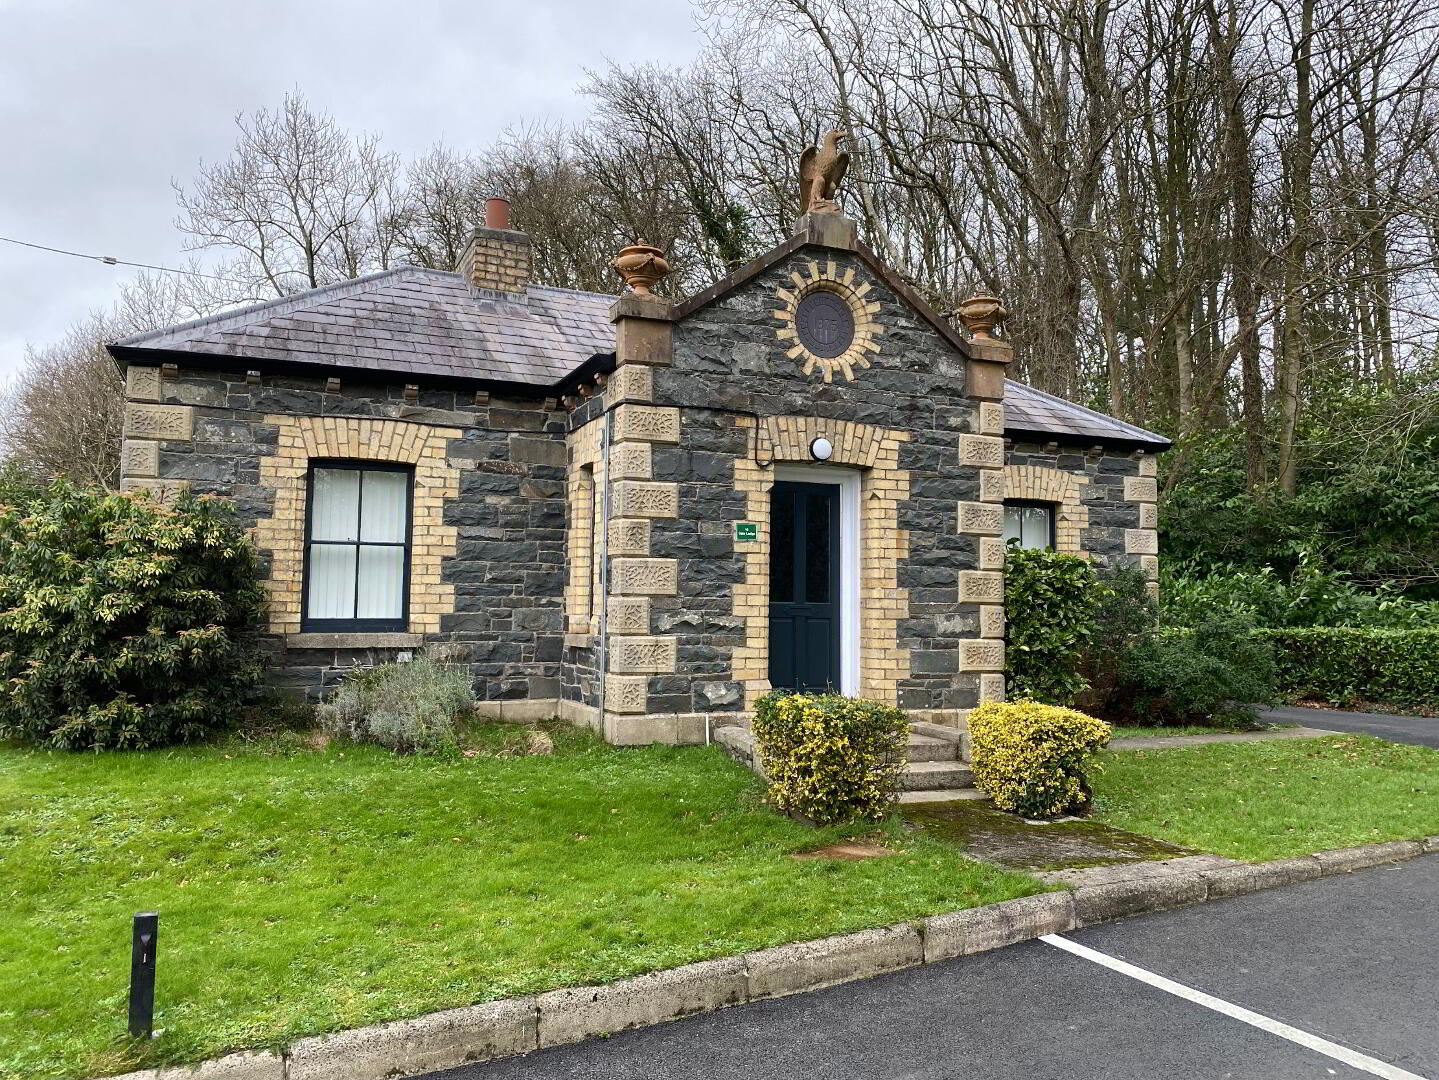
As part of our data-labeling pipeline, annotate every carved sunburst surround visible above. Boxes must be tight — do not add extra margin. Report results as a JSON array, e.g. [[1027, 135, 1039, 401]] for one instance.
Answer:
[[773, 260, 883, 383]]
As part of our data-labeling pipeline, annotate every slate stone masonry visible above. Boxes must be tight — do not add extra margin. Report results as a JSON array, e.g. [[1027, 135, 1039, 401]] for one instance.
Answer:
[[119, 364, 569, 701]]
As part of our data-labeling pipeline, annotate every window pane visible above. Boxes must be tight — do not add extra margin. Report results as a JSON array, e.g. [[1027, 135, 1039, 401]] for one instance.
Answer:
[[361, 470, 408, 543], [804, 491, 832, 603], [770, 488, 794, 603], [1003, 505, 1023, 546], [1022, 505, 1052, 549], [356, 545, 404, 619], [311, 469, 360, 541], [307, 544, 356, 619]]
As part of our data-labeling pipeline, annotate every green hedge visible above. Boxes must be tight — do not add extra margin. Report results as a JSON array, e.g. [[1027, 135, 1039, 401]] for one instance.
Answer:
[[751, 691, 909, 825], [1258, 628, 1439, 708]]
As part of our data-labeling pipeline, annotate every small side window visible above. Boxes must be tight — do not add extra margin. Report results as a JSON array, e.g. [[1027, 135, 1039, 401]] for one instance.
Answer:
[[1003, 500, 1055, 550]]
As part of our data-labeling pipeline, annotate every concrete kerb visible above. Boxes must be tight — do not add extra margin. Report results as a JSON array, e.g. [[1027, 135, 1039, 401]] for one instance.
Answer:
[[97, 835, 1439, 1080]]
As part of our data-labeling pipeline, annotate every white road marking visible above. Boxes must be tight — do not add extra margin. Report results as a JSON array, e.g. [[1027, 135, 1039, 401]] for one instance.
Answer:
[[1041, 934, 1428, 1080]]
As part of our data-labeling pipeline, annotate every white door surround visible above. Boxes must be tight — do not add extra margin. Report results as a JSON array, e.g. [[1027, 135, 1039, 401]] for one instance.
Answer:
[[772, 464, 861, 696]]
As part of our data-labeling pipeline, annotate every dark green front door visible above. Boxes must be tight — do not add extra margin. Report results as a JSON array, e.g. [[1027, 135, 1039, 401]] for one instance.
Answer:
[[768, 481, 841, 693]]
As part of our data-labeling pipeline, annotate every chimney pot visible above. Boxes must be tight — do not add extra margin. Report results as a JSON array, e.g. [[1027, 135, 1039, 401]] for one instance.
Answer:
[[485, 197, 511, 230]]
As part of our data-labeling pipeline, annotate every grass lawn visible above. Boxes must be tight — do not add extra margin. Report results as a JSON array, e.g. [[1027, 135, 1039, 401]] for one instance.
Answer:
[[1092, 734, 1439, 861], [1108, 723, 1296, 739], [0, 723, 1042, 1080]]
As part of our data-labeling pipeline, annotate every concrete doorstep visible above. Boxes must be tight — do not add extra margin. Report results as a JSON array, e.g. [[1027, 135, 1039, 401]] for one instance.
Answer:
[[104, 835, 1439, 1080]]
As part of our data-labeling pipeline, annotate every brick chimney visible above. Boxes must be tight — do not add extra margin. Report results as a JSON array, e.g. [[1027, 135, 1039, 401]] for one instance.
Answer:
[[456, 197, 531, 296]]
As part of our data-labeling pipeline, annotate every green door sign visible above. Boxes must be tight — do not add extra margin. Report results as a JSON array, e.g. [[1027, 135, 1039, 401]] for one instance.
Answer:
[[735, 522, 759, 542]]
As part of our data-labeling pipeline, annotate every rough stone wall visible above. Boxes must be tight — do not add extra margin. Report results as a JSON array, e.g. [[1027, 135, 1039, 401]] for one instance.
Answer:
[[119, 363, 568, 702], [642, 247, 997, 720], [1004, 440, 1160, 585]]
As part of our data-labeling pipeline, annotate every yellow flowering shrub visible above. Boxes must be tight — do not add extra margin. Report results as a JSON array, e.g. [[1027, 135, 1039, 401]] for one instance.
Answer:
[[968, 700, 1111, 819], [751, 691, 909, 825]]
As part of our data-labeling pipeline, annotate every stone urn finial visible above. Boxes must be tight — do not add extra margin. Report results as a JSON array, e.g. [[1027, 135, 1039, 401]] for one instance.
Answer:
[[611, 241, 671, 296], [956, 293, 1008, 342]]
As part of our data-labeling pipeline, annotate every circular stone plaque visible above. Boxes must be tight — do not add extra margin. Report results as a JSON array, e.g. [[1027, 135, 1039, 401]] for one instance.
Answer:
[[795, 289, 856, 359]]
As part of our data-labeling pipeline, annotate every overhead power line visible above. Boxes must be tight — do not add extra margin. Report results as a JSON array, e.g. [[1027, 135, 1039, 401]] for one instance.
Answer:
[[0, 234, 249, 285]]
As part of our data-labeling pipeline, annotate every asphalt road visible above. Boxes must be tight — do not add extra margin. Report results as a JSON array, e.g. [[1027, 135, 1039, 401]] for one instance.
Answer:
[[424, 854, 1439, 1080], [1263, 704, 1439, 749]]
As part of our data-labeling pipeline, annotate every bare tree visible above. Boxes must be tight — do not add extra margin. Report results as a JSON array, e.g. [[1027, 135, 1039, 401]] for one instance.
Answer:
[[174, 91, 401, 297]]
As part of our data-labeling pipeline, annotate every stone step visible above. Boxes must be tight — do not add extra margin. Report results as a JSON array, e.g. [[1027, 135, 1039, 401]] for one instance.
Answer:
[[905, 733, 961, 763], [899, 760, 975, 791], [898, 787, 989, 803]]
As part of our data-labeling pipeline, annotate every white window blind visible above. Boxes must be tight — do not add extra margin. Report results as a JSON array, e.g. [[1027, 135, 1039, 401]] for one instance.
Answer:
[[1003, 502, 1055, 550], [306, 466, 411, 627]]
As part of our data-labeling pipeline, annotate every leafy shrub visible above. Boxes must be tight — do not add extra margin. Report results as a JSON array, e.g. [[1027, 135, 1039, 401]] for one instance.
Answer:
[[317, 656, 474, 752], [1004, 547, 1103, 705], [1103, 616, 1278, 727], [0, 481, 265, 750], [1259, 628, 1439, 708], [968, 700, 1111, 818], [1163, 558, 1439, 629], [751, 691, 909, 825], [1078, 564, 1158, 710]]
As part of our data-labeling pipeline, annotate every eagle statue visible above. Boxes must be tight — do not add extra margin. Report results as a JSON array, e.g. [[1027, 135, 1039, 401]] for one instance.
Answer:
[[799, 129, 851, 214]]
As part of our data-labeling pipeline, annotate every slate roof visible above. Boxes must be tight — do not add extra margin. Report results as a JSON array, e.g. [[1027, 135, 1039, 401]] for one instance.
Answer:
[[111, 267, 616, 389], [110, 262, 1170, 450], [1004, 380, 1171, 450]]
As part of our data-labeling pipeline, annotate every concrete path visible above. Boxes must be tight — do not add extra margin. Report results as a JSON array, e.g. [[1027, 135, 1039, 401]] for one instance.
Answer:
[[1109, 725, 1338, 751], [1263, 704, 1439, 749], [420, 854, 1439, 1079]]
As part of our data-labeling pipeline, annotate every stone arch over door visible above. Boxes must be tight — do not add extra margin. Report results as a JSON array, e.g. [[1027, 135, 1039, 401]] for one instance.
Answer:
[[731, 416, 911, 706], [1003, 464, 1090, 554]]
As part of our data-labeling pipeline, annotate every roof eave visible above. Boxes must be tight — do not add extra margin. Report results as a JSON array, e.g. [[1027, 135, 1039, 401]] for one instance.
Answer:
[[106, 342, 572, 399], [1003, 425, 1173, 454]]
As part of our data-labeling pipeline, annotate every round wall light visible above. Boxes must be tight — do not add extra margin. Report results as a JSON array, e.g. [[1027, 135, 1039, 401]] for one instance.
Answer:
[[810, 437, 834, 461]]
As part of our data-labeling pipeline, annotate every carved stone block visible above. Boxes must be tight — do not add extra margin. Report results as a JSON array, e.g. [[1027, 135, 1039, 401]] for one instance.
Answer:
[[121, 440, 159, 478], [979, 604, 1006, 640], [606, 364, 653, 406], [979, 536, 1006, 571], [959, 434, 1005, 470], [958, 501, 1004, 536], [977, 401, 1005, 435], [613, 404, 680, 444], [1138, 454, 1157, 477], [604, 675, 649, 714], [123, 403, 193, 441], [613, 480, 678, 518], [119, 477, 191, 505], [960, 639, 1006, 673], [608, 518, 651, 557], [608, 635, 678, 674], [125, 366, 162, 402], [1125, 529, 1159, 555], [1139, 503, 1158, 529], [611, 557, 678, 596], [959, 570, 1005, 604], [979, 468, 1006, 503], [607, 596, 651, 634], [979, 673, 1006, 703], [1140, 555, 1160, 581], [1123, 476, 1158, 503], [609, 442, 652, 481]]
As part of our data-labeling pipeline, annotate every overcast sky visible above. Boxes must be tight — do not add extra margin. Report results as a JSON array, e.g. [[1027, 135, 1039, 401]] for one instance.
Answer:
[[0, 0, 703, 383]]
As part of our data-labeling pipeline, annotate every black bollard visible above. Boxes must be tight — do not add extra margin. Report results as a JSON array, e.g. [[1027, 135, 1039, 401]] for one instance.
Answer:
[[128, 912, 158, 1039]]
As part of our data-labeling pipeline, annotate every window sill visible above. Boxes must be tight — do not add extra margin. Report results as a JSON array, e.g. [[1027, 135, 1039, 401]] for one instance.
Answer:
[[286, 632, 424, 650]]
